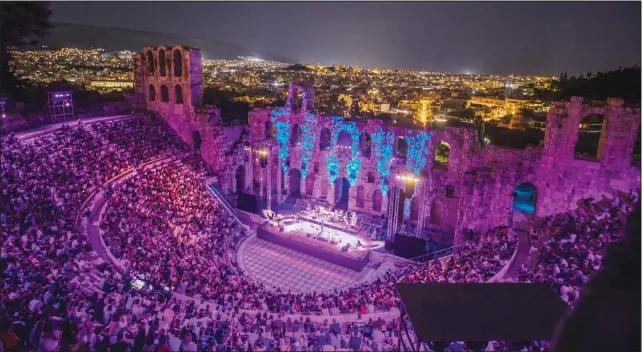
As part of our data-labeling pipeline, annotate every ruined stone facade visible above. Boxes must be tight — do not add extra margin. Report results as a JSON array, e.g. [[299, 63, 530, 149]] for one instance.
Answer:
[[134, 46, 641, 245], [133, 46, 245, 177]]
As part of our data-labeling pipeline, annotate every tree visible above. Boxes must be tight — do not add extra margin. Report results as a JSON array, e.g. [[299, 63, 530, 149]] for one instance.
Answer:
[[1, 2, 52, 97]]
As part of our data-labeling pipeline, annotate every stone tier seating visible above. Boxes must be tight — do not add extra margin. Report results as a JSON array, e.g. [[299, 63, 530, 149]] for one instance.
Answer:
[[1, 117, 526, 352]]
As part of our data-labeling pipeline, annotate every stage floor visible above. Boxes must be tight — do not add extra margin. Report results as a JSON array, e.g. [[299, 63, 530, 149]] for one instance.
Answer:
[[281, 219, 375, 258], [257, 217, 383, 271], [239, 237, 365, 293]]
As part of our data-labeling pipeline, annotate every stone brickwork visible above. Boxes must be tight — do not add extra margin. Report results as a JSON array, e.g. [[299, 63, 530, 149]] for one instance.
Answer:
[[133, 47, 640, 246], [134, 46, 242, 193]]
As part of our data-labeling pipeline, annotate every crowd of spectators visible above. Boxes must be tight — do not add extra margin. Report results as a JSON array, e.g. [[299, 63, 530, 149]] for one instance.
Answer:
[[101, 160, 518, 318], [516, 189, 640, 308], [4, 116, 633, 351]]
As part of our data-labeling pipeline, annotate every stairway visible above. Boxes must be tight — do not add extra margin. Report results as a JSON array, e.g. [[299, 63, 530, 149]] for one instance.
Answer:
[[502, 221, 536, 280]]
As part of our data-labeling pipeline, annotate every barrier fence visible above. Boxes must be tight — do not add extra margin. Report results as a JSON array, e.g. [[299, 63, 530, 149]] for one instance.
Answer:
[[408, 242, 468, 263]]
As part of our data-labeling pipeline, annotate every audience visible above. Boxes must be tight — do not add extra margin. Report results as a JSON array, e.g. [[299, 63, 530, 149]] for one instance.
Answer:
[[2, 116, 633, 352]]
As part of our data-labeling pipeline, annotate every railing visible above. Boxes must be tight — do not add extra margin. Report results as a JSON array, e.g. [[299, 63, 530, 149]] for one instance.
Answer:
[[207, 184, 252, 266], [208, 185, 238, 218], [222, 119, 243, 127], [407, 242, 468, 263]]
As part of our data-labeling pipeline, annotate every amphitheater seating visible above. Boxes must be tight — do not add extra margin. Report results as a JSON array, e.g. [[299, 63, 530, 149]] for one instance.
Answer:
[[2, 116, 635, 352]]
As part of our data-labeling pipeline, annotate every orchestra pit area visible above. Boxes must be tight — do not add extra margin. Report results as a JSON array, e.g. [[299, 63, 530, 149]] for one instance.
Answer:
[[1, 114, 639, 352]]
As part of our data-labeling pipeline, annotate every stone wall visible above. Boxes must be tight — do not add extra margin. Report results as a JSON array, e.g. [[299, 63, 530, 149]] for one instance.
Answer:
[[135, 45, 240, 193], [132, 48, 640, 246]]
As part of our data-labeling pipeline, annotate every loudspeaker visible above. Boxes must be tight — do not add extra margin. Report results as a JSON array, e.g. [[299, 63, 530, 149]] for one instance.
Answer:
[[394, 234, 426, 259], [237, 192, 258, 213]]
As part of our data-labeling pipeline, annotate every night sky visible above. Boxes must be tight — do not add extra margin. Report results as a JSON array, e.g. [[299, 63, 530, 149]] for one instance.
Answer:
[[50, 2, 640, 76]]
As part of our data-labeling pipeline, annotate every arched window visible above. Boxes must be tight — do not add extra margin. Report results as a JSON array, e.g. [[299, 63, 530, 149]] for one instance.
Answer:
[[367, 172, 375, 183], [372, 190, 383, 212], [290, 124, 301, 147], [175, 85, 183, 104], [513, 182, 537, 217], [359, 132, 371, 158], [445, 185, 455, 198], [173, 49, 183, 77], [337, 130, 352, 148], [396, 137, 408, 159], [434, 141, 450, 169], [356, 185, 365, 208], [158, 49, 166, 76], [148, 85, 156, 101], [574, 114, 605, 161], [265, 121, 276, 140], [319, 128, 331, 151], [146, 50, 155, 74], [160, 85, 169, 103]]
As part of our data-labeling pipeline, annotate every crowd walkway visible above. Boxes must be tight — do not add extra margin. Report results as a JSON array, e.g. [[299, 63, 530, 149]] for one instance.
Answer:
[[15, 114, 131, 140], [502, 224, 534, 280]]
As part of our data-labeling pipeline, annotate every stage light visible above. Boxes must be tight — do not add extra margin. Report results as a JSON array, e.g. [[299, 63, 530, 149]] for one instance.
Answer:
[[406, 131, 432, 177], [271, 115, 291, 174], [372, 127, 394, 195], [300, 109, 316, 179]]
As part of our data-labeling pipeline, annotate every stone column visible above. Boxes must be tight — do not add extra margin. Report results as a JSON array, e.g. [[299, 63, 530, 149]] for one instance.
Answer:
[[312, 178, 322, 199], [277, 159, 283, 204], [364, 185, 374, 213], [327, 180, 336, 206], [348, 185, 357, 209]]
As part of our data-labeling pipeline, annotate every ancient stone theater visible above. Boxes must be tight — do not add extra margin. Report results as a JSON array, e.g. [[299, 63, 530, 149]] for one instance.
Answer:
[[133, 45, 640, 253]]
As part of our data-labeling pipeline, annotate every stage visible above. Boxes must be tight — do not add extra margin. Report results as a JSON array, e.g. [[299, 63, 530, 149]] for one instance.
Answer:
[[257, 216, 382, 272]]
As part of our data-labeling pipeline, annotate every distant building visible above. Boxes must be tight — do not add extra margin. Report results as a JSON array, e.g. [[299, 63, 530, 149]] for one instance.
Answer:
[[100, 51, 117, 59], [531, 116, 547, 131], [89, 80, 134, 89], [372, 102, 390, 113], [118, 51, 134, 60]]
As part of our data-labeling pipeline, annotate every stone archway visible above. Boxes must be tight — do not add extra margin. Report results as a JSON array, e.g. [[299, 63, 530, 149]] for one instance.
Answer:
[[265, 121, 275, 140], [396, 137, 408, 160], [512, 182, 537, 218], [290, 124, 301, 147], [288, 168, 302, 196], [173, 49, 183, 77], [235, 165, 246, 194], [434, 141, 450, 169], [356, 185, 365, 208], [319, 127, 331, 151], [359, 132, 371, 158], [334, 177, 350, 210], [574, 114, 605, 161], [337, 130, 352, 147], [305, 174, 315, 196]]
